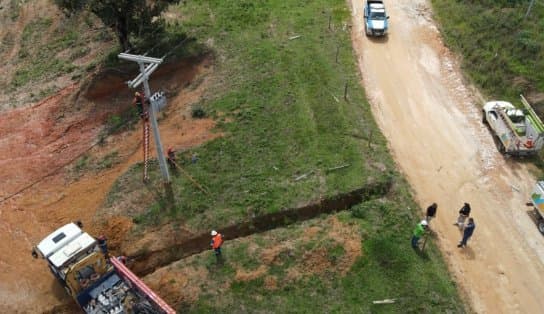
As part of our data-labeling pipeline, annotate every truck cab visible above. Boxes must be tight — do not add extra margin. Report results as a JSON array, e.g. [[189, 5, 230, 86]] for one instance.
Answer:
[[34, 223, 109, 298], [364, 0, 389, 36], [33, 223, 175, 313]]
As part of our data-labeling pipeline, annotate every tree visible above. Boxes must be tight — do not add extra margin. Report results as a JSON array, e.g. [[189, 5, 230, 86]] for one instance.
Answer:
[[54, 0, 180, 51]]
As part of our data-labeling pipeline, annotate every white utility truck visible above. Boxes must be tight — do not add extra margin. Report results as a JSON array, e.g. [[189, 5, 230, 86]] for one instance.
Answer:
[[32, 222, 175, 314], [482, 95, 544, 156]]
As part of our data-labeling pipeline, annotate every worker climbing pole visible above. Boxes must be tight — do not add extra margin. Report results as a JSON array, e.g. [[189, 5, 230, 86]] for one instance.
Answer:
[[119, 53, 171, 186], [134, 89, 152, 182]]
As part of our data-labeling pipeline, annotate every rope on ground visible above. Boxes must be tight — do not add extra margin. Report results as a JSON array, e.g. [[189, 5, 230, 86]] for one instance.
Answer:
[[170, 159, 210, 195]]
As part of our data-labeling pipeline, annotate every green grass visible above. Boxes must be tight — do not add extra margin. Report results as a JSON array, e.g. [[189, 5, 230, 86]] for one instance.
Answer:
[[431, 1, 544, 106], [8, 13, 114, 92], [91, 0, 466, 310], [431, 0, 544, 174], [104, 0, 394, 230], [161, 204, 463, 313]]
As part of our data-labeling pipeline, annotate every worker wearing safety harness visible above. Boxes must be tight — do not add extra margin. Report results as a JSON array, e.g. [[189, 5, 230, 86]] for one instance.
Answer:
[[132, 92, 146, 119], [210, 230, 224, 262]]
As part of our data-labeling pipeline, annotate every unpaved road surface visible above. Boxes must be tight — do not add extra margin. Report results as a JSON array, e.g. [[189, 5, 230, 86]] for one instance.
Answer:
[[350, 0, 544, 312]]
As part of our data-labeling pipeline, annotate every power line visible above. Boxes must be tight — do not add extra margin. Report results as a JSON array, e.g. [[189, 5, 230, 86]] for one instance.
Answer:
[[1, 36, 193, 203]]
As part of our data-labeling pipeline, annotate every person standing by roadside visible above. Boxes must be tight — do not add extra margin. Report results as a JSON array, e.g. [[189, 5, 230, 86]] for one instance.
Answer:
[[454, 202, 471, 229], [458, 218, 476, 248], [426, 203, 438, 223], [210, 230, 224, 263], [411, 220, 428, 249]]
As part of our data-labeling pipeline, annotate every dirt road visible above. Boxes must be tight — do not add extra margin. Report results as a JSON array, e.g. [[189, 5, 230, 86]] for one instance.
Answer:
[[350, 0, 544, 312]]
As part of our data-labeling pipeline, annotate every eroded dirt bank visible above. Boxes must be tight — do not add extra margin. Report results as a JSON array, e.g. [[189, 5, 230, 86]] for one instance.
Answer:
[[350, 0, 544, 312], [0, 57, 217, 313]]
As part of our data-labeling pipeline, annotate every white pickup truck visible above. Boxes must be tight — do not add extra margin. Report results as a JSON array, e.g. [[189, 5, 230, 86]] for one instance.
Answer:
[[482, 95, 544, 156]]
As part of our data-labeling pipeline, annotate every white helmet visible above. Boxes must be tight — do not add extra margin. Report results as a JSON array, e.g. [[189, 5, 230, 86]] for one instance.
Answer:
[[421, 220, 428, 226], [211, 230, 218, 236]]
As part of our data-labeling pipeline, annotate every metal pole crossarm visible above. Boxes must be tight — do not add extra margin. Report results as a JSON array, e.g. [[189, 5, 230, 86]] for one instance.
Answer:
[[118, 53, 163, 64], [118, 53, 171, 184], [128, 63, 159, 89]]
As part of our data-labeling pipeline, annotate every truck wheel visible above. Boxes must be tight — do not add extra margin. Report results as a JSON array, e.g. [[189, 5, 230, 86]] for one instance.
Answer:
[[482, 110, 487, 125], [499, 142, 506, 154], [538, 220, 544, 235], [495, 137, 506, 154]]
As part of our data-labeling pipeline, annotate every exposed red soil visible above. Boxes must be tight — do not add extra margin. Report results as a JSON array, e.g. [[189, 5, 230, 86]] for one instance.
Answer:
[[143, 215, 362, 310], [0, 56, 218, 312]]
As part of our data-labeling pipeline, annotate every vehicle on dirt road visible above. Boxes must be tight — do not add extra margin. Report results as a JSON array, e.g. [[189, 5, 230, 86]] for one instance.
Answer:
[[32, 222, 175, 314], [482, 94, 544, 156], [364, 0, 389, 36], [531, 181, 544, 235]]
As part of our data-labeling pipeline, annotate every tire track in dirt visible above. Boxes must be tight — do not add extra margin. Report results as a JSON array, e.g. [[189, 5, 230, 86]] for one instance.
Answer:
[[349, 0, 544, 313]]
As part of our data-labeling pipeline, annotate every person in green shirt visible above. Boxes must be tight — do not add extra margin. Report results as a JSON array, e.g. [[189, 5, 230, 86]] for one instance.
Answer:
[[411, 220, 428, 249]]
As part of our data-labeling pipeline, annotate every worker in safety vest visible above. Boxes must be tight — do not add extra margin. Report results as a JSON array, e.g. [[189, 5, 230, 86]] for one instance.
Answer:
[[210, 230, 224, 261], [411, 220, 427, 249]]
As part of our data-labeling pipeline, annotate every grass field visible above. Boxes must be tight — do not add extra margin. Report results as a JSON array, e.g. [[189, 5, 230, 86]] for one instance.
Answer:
[[101, 0, 465, 311], [431, 0, 544, 106], [107, 0, 395, 230], [147, 200, 463, 313]]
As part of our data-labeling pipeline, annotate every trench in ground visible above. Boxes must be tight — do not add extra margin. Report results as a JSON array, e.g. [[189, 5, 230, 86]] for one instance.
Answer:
[[128, 179, 393, 276]]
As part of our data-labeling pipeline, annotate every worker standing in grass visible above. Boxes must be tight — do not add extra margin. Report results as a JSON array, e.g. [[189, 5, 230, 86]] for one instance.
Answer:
[[458, 218, 476, 248], [166, 147, 176, 171], [411, 220, 428, 249], [426, 203, 438, 223], [210, 230, 224, 263]]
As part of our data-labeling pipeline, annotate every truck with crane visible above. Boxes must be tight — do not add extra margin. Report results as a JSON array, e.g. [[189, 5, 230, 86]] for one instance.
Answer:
[[32, 222, 175, 314], [482, 94, 544, 156]]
